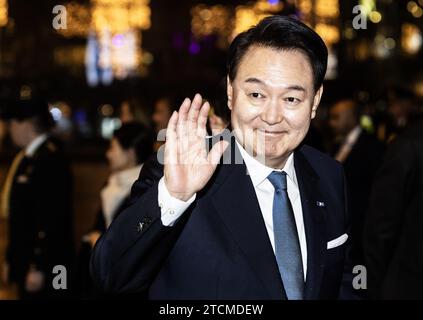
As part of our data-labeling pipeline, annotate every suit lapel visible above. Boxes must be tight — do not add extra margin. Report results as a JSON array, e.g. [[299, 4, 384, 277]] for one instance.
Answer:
[[294, 148, 327, 299], [208, 139, 286, 300]]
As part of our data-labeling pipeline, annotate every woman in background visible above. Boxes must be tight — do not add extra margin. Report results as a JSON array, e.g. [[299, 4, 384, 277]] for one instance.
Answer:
[[76, 121, 154, 298]]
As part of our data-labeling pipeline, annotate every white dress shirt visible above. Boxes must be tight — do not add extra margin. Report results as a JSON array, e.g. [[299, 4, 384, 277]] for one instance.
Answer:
[[335, 125, 362, 163], [158, 140, 307, 280], [101, 164, 143, 229], [25, 134, 48, 157]]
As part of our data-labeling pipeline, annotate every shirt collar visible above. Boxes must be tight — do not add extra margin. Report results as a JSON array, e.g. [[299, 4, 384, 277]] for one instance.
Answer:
[[345, 125, 362, 146], [235, 139, 297, 188], [25, 134, 48, 157]]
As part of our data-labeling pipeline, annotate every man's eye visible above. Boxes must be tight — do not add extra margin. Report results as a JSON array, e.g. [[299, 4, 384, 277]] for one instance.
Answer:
[[285, 97, 301, 104], [249, 93, 264, 99]]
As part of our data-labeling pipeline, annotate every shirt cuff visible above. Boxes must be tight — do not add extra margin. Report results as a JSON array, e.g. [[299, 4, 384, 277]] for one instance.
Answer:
[[158, 177, 196, 227]]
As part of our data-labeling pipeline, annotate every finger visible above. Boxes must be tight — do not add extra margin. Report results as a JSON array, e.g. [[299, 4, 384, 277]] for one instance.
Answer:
[[187, 93, 203, 127], [177, 98, 191, 137], [166, 110, 178, 140], [197, 101, 210, 136], [191, 93, 203, 110], [177, 97, 191, 122], [207, 140, 229, 166]]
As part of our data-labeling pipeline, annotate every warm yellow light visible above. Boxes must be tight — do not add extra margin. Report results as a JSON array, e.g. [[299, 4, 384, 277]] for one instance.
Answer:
[[344, 27, 355, 40], [191, 4, 232, 48], [355, 39, 371, 61], [315, 0, 339, 18], [0, 0, 7, 27], [56, 2, 93, 38], [92, 0, 151, 34], [407, 1, 418, 12], [369, 11, 382, 23], [20, 86, 32, 99], [101, 104, 114, 117], [415, 81, 423, 97], [412, 7, 423, 17], [200, 9, 212, 21], [142, 52, 154, 65], [232, 1, 283, 40], [297, 0, 312, 15], [57, 0, 151, 37], [384, 37, 396, 50], [359, 0, 376, 17], [315, 23, 340, 46], [56, 1, 151, 81], [54, 46, 86, 66], [256, 0, 284, 13], [402, 23, 422, 55]]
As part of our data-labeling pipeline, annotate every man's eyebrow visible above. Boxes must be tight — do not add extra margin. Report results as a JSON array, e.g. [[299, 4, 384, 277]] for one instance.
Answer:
[[244, 78, 307, 92], [244, 77, 265, 85], [286, 85, 306, 92]]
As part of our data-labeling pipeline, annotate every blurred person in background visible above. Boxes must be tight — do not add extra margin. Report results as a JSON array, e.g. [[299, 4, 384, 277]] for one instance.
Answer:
[[0, 98, 74, 299], [119, 99, 150, 128], [329, 99, 385, 272], [376, 85, 421, 143], [152, 96, 178, 152], [208, 107, 229, 136], [207, 79, 231, 136], [363, 107, 423, 299], [152, 96, 175, 133], [76, 122, 154, 298]]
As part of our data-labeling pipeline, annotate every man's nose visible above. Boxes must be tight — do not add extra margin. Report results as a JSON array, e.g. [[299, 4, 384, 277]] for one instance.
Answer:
[[260, 100, 283, 125]]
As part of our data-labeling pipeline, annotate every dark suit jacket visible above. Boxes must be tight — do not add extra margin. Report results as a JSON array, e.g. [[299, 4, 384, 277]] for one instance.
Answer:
[[363, 119, 423, 299], [93, 196, 133, 234], [75, 194, 134, 299], [335, 131, 385, 267], [90, 136, 352, 299], [7, 137, 74, 297]]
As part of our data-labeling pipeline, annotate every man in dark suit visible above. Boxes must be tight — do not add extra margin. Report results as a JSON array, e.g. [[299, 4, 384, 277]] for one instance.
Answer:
[[329, 99, 385, 268], [91, 16, 353, 300], [363, 117, 423, 299], [0, 98, 74, 299]]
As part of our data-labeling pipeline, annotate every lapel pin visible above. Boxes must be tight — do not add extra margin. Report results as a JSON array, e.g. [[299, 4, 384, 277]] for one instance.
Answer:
[[137, 222, 145, 232], [316, 201, 326, 207]]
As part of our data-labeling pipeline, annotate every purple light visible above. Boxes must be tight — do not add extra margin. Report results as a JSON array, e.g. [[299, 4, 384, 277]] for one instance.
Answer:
[[112, 34, 124, 47], [189, 42, 201, 55], [268, 0, 279, 4]]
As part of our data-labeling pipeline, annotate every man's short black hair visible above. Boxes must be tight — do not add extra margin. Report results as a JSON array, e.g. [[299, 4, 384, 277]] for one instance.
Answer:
[[227, 15, 328, 92]]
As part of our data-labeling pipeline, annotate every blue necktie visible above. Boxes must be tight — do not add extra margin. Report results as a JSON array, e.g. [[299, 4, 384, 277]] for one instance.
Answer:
[[268, 171, 304, 300]]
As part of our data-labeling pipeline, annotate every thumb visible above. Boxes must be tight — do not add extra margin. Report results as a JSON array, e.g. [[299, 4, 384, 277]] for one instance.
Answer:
[[207, 140, 230, 167]]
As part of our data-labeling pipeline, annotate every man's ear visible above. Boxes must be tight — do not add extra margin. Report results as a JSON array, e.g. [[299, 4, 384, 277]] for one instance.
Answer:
[[227, 75, 233, 111], [311, 85, 323, 119]]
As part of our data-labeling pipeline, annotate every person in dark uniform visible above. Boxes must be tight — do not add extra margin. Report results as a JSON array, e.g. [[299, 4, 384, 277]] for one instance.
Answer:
[[0, 98, 74, 299]]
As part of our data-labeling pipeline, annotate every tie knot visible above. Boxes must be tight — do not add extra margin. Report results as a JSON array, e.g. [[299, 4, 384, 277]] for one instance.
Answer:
[[268, 171, 287, 191]]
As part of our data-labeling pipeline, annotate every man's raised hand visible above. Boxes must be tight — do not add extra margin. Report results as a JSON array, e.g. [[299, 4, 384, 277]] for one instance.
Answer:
[[163, 93, 229, 201]]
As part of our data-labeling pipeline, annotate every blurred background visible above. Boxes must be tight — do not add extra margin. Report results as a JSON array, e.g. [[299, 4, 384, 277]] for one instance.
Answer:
[[0, 0, 422, 299]]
